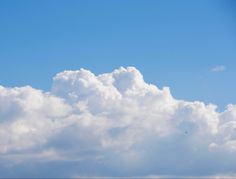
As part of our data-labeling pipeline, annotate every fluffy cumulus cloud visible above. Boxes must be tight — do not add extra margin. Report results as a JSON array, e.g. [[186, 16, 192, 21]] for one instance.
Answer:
[[0, 67, 236, 177]]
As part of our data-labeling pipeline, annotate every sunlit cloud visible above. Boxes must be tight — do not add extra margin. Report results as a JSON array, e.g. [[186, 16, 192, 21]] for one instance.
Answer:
[[0, 67, 235, 177]]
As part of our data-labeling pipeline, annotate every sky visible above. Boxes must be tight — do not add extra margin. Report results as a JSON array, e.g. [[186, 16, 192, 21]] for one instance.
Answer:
[[1, 0, 236, 177], [1, 0, 236, 109]]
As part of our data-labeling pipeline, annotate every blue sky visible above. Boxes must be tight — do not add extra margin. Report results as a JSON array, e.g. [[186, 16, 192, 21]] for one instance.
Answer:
[[1, 0, 236, 109]]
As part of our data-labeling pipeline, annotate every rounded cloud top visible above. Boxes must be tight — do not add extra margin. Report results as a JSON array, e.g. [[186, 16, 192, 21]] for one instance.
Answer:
[[52, 67, 159, 100]]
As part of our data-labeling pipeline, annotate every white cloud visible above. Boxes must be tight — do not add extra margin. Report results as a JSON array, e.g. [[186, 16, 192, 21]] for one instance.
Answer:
[[211, 65, 226, 72], [0, 67, 236, 177]]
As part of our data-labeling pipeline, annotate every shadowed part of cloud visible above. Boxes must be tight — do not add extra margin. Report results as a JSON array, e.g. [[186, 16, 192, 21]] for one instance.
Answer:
[[0, 67, 236, 177]]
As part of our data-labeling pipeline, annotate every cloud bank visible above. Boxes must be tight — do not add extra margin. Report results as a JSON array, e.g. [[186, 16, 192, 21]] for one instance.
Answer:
[[0, 67, 236, 177]]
